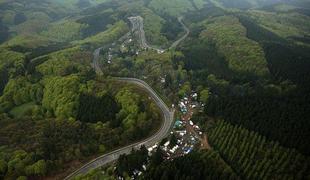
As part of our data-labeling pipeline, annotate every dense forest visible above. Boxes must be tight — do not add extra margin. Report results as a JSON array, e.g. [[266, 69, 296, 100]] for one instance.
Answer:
[[76, 120, 309, 179], [208, 120, 309, 179], [75, 147, 239, 180], [175, 2, 310, 157], [0, 0, 310, 179], [0, 21, 161, 178], [0, 58, 161, 179]]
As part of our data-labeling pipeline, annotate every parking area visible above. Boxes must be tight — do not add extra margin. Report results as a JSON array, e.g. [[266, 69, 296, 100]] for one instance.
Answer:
[[148, 92, 211, 159]]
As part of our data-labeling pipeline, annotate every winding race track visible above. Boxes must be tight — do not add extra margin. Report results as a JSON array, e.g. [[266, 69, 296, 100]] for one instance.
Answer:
[[66, 49, 175, 180], [66, 13, 191, 179], [128, 16, 189, 51], [65, 77, 174, 179], [169, 17, 190, 49]]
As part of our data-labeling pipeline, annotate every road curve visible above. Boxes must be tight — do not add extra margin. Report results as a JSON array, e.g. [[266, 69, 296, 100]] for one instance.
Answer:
[[129, 16, 190, 52], [66, 57, 174, 179], [65, 78, 174, 179], [169, 17, 190, 50], [92, 47, 103, 75], [66, 15, 182, 179]]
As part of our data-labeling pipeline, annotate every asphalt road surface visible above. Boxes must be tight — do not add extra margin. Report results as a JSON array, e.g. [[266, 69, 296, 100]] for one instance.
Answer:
[[65, 77, 174, 179], [92, 47, 103, 75], [169, 17, 190, 50], [128, 16, 190, 52], [128, 16, 160, 51], [65, 44, 175, 180]]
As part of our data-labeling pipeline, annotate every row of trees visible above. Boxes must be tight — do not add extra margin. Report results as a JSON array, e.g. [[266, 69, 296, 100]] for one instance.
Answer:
[[142, 150, 238, 180], [206, 91, 310, 155], [110, 146, 238, 180], [180, 10, 310, 157], [208, 120, 310, 179], [79, 146, 238, 180]]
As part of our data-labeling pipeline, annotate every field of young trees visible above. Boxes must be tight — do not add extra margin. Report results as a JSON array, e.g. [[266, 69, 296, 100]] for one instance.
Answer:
[[74, 147, 239, 180], [81, 118, 309, 179], [208, 120, 310, 179]]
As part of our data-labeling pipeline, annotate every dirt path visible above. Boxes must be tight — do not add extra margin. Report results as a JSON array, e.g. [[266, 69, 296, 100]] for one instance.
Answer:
[[180, 98, 212, 150], [201, 134, 211, 150]]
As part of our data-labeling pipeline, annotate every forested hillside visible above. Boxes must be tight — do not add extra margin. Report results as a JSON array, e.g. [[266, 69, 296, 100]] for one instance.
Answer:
[[208, 120, 309, 179], [0, 44, 162, 178], [0, 0, 309, 179], [83, 119, 309, 179], [0, 1, 165, 178]]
